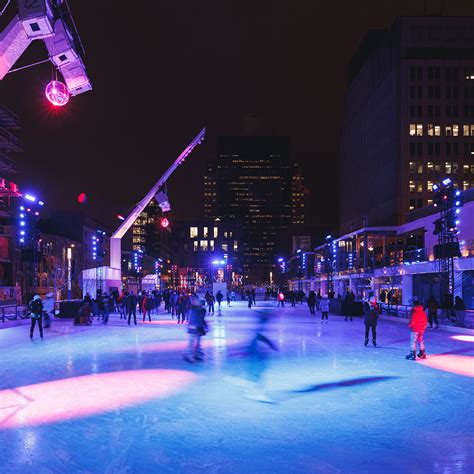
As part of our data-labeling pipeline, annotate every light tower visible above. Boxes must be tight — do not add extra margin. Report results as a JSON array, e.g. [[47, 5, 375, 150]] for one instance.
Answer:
[[432, 178, 464, 309]]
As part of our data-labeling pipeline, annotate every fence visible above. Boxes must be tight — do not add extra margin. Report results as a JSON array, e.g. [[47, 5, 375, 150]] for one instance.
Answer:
[[0, 304, 28, 322]]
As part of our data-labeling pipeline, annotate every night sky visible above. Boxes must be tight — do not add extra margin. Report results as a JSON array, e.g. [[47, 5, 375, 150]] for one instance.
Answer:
[[1, 1, 473, 233]]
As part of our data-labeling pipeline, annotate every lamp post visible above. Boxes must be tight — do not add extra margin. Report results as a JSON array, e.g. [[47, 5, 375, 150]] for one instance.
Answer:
[[67, 246, 72, 301]]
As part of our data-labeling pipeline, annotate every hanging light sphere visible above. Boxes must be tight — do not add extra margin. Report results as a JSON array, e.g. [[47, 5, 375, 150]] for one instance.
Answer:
[[77, 192, 88, 204], [45, 80, 70, 107], [160, 217, 169, 228]]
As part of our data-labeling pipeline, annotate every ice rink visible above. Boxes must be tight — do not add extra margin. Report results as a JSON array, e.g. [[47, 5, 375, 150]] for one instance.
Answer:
[[0, 301, 473, 473]]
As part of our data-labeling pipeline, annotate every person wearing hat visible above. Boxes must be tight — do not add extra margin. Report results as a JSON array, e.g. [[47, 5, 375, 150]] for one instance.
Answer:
[[28, 295, 44, 339]]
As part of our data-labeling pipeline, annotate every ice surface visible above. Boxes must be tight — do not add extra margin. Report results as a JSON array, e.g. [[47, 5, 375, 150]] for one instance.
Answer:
[[0, 301, 473, 473]]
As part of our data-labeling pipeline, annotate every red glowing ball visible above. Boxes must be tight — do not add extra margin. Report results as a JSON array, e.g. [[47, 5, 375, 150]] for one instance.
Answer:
[[45, 80, 70, 107], [77, 193, 88, 204], [161, 217, 170, 228]]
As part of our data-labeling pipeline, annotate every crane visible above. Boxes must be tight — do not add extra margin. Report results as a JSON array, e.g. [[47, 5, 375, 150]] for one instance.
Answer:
[[82, 127, 206, 296]]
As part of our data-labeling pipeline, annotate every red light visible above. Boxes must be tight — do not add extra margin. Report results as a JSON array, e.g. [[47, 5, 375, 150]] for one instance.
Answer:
[[161, 217, 169, 228], [45, 80, 70, 107], [77, 193, 88, 204]]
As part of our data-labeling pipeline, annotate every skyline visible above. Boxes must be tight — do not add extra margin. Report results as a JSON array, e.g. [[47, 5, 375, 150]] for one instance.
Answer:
[[1, 2, 473, 233]]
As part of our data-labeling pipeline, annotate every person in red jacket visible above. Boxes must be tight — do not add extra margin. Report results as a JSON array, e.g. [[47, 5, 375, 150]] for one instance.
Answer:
[[406, 300, 428, 360]]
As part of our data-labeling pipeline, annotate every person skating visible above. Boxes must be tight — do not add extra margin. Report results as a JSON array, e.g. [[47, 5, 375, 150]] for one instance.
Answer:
[[226, 293, 231, 306], [364, 301, 378, 346], [215, 290, 223, 309], [307, 290, 316, 315], [320, 295, 330, 322], [142, 293, 153, 322], [42, 292, 54, 329], [125, 291, 138, 325], [247, 292, 253, 309], [406, 300, 428, 360], [183, 296, 207, 362], [277, 291, 285, 308], [28, 295, 44, 339], [252, 289, 256, 306], [205, 291, 215, 315], [424, 295, 439, 329]]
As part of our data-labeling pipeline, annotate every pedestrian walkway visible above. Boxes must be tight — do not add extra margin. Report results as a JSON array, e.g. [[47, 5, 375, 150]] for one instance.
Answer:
[[0, 301, 472, 472]]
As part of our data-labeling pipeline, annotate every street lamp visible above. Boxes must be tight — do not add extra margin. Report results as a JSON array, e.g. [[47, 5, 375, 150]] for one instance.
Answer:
[[67, 247, 72, 301]]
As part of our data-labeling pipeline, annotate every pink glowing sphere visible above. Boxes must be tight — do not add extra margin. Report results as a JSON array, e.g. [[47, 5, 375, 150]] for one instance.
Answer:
[[161, 217, 170, 228], [77, 192, 88, 204], [45, 80, 70, 107]]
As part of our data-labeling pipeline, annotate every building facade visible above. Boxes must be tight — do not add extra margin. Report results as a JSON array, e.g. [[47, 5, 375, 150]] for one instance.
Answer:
[[171, 219, 243, 290], [341, 16, 474, 234], [205, 136, 304, 283], [292, 188, 474, 319]]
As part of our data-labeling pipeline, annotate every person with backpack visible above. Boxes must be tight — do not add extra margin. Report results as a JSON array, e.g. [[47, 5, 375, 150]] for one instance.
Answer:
[[406, 301, 428, 360], [28, 295, 44, 339]]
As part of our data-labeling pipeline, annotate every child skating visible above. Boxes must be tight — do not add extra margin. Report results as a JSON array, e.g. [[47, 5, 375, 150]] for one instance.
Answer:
[[406, 300, 428, 360]]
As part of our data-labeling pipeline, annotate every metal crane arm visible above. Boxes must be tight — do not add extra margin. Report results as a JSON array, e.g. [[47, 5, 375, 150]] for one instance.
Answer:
[[109, 127, 206, 269]]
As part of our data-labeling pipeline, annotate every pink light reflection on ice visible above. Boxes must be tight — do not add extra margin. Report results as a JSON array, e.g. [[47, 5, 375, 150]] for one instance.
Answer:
[[450, 335, 474, 342], [115, 338, 241, 354], [0, 369, 198, 429], [418, 355, 474, 377]]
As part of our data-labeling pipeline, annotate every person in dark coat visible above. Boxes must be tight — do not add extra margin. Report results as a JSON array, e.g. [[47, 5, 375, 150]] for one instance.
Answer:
[[307, 290, 316, 315], [183, 296, 207, 362], [125, 291, 138, 325], [364, 301, 378, 347], [424, 295, 439, 329], [28, 295, 44, 339], [454, 296, 466, 327]]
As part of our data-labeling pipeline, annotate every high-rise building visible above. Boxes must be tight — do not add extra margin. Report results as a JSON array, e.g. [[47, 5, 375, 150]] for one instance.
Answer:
[[205, 136, 302, 283], [0, 105, 21, 176], [131, 199, 171, 260], [340, 16, 474, 234]]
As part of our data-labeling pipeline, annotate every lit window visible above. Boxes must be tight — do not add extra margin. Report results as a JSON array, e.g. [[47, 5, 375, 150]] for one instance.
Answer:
[[409, 181, 416, 193], [428, 124, 434, 136], [203, 227, 208, 238], [200, 240, 208, 251], [416, 182, 423, 193], [427, 181, 434, 192], [427, 162, 434, 174], [427, 199, 433, 205], [409, 199, 416, 211], [410, 124, 423, 136], [209, 240, 214, 252], [213, 227, 218, 238], [463, 125, 469, 136], [229, 231, 233, 238], [193, 241, 198, 252], [190, 227, 198, 238], [223, 231, 228, 238], [233, 240, 238, 251], [445, 162, 458, 174], [453, 125, 459, 136], [222, 243, 228, 252], [446, 125, 452, 136], [434, 125, 440, 136], [463, 180, 470, 190]]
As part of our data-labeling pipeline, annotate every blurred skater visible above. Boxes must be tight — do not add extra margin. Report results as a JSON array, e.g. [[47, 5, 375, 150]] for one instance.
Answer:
[[183, 296, 207, 362]]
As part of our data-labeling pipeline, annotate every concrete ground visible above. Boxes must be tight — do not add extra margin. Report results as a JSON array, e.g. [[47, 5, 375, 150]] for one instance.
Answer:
[[0, 301, 473, 473]]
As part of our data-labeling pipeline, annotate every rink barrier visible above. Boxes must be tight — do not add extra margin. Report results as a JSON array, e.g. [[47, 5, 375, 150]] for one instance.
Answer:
[[0, 304, 28, 323]]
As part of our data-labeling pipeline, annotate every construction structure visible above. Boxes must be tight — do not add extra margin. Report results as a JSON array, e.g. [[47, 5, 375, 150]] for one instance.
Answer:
[[82, 128, 206, 296]]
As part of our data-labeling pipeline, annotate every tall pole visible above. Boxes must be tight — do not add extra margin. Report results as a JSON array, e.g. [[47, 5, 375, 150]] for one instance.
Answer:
[[109, 128, 206, 270]]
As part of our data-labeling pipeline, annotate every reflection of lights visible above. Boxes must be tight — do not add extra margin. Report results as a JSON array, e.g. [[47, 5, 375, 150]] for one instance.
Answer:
[[451, 335, 474, 343], [418, 355, 474, 378], [0, 369, 198, 428]]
